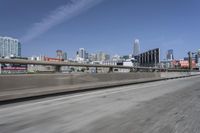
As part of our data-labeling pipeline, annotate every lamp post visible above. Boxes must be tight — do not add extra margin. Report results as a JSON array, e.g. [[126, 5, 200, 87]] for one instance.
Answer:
[[188, 52, 193, 71], [188, 51, 198, 71]]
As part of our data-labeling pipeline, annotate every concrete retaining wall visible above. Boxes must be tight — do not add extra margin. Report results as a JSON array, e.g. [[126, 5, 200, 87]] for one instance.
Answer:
[[0, 72, 161, 91], [160, 72, 200, 78], [0, 72, 199, 102]]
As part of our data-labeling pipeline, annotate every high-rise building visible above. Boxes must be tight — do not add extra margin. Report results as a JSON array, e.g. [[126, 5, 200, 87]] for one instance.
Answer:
[[56, 50, 63, 59], [56, 50, 67, 61], [196, 49, 200, 68], [79, 48, 86, 59], [0, 36, 21, 57], [133, 39, 140, 56], [85, 52, 89, 60], [62, 52, 68, 60], [96, 52, 110, 61], [105, 54, 110, 61], [97, 52, 103, 61], [166, 49, 174, 60]]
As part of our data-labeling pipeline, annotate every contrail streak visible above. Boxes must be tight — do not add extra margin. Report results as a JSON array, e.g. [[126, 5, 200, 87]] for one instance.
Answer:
[[21, 0, 104, 43]]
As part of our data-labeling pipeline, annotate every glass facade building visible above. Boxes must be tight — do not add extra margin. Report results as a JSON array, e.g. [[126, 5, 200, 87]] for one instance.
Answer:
[[133, 39, 140, 56], [166, 49, 174, 60], [0, 36, 21, 57], [79, 48, 86, 59]]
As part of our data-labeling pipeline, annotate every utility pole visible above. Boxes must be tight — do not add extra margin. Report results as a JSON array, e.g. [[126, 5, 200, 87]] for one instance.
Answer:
[[188, 52, 193, 71], [0, 63, 1, 74], [154, 52, 157, 68]]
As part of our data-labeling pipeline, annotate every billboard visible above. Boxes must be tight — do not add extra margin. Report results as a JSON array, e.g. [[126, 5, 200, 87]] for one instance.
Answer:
[[1, 57, 28, 73], [1, 66, 27, 70], [44, 57, 64, 62], [138, 48, 160, 67]]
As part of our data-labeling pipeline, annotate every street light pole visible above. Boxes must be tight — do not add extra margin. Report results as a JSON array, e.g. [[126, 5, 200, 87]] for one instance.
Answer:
[[188, 51, 193, 71]]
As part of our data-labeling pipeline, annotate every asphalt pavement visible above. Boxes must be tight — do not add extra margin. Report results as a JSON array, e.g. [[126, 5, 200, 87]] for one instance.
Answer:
[[0, 76, 200, 133]]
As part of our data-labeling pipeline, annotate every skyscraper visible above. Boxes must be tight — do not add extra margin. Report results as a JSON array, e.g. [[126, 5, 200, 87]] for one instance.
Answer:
[[79, 48, 86, 59], [62, 52, 68, 60], [166, 49, 174, 60], [0, 36, 21, 57], [56, 50, 67, 61], [133, 39, 140, 56], [56, 50, 63, 59]]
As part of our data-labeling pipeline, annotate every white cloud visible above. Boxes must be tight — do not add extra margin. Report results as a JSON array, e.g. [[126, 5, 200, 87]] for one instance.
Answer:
[[21, 0, 104, 43]]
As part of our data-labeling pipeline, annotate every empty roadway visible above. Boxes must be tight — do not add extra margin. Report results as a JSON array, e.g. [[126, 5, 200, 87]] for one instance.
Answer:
[[0, 76, 200, 133]]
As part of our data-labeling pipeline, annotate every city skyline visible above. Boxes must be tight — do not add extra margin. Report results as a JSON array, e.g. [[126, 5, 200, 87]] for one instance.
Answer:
[[1, 0, 200, 59], [0, 35, 198, 62]]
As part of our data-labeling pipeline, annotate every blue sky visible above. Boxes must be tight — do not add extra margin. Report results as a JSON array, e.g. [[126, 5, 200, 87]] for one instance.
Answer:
[[0, 0, 200, 59]]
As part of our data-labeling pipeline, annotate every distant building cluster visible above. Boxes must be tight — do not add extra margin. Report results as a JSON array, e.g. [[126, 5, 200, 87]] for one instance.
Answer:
[[1, 36, 200, 74], [159, 49, 200, 69], [75, 48, 111, 63]]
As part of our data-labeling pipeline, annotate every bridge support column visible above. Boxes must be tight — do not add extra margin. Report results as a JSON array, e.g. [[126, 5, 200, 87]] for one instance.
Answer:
[[188, 52, 193, 71], [130, 68, 134, 72], [136, 68, 140, 72], [55, 66, 61, 72], [95, 67, 98, 73], [108, 67, 113, 73], [0, 63, 1, 74]]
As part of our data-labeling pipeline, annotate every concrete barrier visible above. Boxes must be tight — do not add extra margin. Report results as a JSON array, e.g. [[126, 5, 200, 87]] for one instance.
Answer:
[[160, 72, 190, 78], [0, 72, 199, 102], [0, 72, 160, 91], [160, 72, 200, 78]]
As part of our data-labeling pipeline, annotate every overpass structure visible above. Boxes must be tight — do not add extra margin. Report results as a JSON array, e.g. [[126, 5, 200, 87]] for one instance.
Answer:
[[0, 58, 193, 72]]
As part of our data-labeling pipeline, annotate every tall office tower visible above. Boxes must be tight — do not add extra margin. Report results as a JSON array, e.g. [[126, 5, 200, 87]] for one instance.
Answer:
[[166, 49, 174, 60], [62, 52, 68, 60], [56, 50, 63, 59], [0, 36, 21, 57], [196, 49, 200, 67], [79, 48, 86, 59], [97, 51, 105, 61], [85, 52, 89, 60], [56, 50, 67, 61], [133, 39, 140, 56], [105, 54, 110, 61]]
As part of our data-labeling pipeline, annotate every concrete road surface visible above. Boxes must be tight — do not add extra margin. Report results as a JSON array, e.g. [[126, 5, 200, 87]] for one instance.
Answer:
[[0, 76, 200, 133]]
